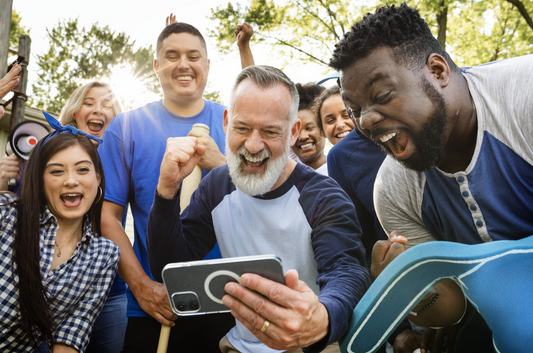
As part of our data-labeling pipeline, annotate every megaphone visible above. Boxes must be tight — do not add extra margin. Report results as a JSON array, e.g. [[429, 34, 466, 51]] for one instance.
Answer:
[[4, 120, 50, 191], [5, 120, 50, 160]]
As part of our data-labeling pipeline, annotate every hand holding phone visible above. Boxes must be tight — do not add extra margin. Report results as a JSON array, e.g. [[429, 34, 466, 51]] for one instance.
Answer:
[[161, 254, 284, 316]]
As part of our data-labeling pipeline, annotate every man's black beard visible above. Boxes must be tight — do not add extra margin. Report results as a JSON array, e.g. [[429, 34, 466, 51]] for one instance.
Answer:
[[380, 75, 449, 172]]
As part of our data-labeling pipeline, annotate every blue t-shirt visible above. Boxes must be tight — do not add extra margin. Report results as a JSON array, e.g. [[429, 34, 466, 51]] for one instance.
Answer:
[[99, 99, 226, 317]]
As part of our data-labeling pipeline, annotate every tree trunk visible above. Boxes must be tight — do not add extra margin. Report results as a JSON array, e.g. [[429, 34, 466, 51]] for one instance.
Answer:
[[0, 0, 13, 76], [505, 0, 533, 31], [436, 0, 448, 51]]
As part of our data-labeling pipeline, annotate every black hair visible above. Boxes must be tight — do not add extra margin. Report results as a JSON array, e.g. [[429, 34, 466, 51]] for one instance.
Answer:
[[157, 22, 207, 58], [329, 4, 459, 73], [295, 83, 325, 111]]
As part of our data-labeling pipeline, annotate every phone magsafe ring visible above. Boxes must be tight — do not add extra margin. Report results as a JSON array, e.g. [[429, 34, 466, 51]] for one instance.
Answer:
[[204, 270, 242, 304]]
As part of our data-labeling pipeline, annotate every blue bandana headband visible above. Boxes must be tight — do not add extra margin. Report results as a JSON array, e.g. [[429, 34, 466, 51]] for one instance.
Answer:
[[40, 111, 103, 151]]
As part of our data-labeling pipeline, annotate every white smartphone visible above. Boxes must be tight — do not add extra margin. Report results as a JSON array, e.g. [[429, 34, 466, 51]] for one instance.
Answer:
[[161, 254, 285, 316]]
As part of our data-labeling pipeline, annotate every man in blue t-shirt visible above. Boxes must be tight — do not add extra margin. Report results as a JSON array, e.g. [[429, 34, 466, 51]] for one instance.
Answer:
[[99, 22, 235, 352], [329, 4, 532, 352]]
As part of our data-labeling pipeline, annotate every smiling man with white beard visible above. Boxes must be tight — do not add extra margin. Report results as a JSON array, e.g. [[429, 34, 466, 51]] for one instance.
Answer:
[[147, 65, 371, 353]]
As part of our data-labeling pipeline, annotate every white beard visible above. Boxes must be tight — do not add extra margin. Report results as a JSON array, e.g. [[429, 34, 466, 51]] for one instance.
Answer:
[[226, 137, 290, 196]]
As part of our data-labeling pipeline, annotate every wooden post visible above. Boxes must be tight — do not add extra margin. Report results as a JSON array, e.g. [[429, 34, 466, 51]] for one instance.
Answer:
[[0, 0, 13, 77], [156, 123, 210, 353], [10, 34, 31, 132]]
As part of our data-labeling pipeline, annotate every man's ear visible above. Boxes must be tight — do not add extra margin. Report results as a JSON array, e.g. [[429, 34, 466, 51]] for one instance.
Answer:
[[427, 53, 450, 88], [290, 119, 302, 147], [153, 58, 160, 78], [223, 108, 229, 134]]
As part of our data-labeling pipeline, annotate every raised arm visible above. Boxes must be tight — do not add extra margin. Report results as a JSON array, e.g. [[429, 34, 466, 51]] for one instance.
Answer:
[[165, 13, 176, 27], [236, 23, 255, 69], [0, 63, 21, 119], [0, 63, 21, 98], [147, 136, 218, 279]]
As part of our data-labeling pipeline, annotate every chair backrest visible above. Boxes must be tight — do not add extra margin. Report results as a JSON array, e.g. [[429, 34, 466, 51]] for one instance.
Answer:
[[340, 235, 533, 353]]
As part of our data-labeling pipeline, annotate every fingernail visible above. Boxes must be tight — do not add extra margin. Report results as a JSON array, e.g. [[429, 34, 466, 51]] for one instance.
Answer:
[[223, 295, 233, 306], [225, 283, 235, 294], [241, 274, 249, 285]]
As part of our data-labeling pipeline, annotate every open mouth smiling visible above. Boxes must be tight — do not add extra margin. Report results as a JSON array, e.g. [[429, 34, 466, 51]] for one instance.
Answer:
[[336, 131, 350, 139], [377, 130, 410, 157], [176, 74, 194, 82], [60, 193, 83, 207], [87, 119, 104, 134], [241, 154, 269, 170], [299, 142, 315, 151]]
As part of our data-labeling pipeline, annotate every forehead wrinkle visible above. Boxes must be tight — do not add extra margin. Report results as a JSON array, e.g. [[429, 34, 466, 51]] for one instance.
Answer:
[[230, 81, 293, 126]]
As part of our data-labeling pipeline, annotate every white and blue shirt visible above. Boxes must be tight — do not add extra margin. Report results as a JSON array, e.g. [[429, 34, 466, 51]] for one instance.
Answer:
[[147, 163, 370, 353], [375, 54, 533, 246]]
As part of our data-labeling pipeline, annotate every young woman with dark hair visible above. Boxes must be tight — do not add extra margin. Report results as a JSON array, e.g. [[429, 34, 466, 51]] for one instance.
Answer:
[[1, 81, 127, 353], [291, 83, 328, 174], [311, 85, 355, 146], [0, 130, 119, 353]]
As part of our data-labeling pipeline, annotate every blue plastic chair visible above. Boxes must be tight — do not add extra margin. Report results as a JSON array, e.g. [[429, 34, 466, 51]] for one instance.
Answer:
[[340, 235, 533, 353]]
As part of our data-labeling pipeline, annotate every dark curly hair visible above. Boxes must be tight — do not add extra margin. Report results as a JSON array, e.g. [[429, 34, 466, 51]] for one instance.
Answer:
[[295, 83, 325, 111], [329, 4, 458, 73]]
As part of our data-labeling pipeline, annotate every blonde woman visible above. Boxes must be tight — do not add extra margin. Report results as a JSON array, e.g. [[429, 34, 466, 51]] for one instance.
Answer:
[[1, 82, 122, 192], [60, 82, 122, 140]]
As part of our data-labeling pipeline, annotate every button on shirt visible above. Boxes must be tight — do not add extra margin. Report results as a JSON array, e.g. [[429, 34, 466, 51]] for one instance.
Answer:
[[0, 194, 120, 352]]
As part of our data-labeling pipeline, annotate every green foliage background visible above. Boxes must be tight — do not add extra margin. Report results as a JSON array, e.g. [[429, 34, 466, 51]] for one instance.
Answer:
[[8, 2, 532, 112], [28, 19, 161, 113], [209, 0, 533, 68]]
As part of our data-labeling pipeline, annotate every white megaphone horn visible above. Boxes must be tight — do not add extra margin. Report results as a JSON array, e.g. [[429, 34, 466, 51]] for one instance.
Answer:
[[5, 120, 50, 190]]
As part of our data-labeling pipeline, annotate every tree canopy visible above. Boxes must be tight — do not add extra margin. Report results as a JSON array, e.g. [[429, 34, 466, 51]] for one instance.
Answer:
[[30, 19, 160, 113], [209, 0, 533, 69]]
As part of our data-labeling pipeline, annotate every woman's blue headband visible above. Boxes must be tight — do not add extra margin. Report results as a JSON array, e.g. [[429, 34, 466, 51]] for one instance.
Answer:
[[40, 111, 103, 151]]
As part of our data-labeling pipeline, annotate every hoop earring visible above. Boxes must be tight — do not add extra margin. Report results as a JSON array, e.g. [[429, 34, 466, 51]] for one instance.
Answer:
[[94, 186, 103, 203]]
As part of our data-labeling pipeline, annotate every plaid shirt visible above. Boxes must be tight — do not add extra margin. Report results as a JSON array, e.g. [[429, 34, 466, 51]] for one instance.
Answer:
[[0, 193, 120, 352]]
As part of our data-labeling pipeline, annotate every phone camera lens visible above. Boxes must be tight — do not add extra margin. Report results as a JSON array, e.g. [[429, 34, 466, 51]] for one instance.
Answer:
[[176, 302, 187, 311], [189, 300, 199, 310]]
